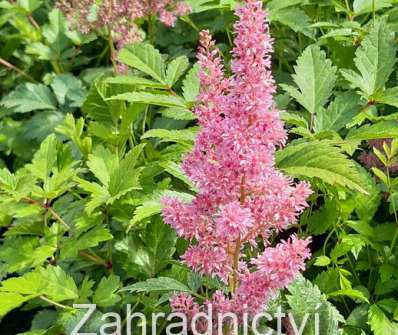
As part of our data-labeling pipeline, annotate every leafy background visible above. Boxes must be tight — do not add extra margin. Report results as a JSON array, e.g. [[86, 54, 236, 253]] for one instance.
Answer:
[[0, 0, 398, 334]]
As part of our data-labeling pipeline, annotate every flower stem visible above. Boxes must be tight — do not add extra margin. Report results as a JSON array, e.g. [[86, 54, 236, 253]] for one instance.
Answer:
[[40, 296, 72, 310], [0, 57, 37, 82]]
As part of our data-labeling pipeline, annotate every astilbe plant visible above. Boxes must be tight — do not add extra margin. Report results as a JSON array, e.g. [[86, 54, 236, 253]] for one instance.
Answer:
[[57, 0, 191, 49], [162, 0, 312, 329]]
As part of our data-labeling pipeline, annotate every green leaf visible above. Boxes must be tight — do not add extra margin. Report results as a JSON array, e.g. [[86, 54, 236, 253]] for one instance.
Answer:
[[17, 0, 41, 12], [121, 277, 191, 293], [315, 92, 362, 132], [141, 128, 197, 144], [346, 121, 398, 141], [0, 266, 78, 302], [118, 43, 166, 83], [281, 45, 337, 114], [269, 7, 314, 38], [287, 274, 345, 335], [93, 275, 121, 307], [0, 292, 33, 317], [1, 83, 57, 113], [26, 134, 58, 181], [276, 141, 367, 193], [166, 56, 189, 87], [328, 289, 369, 303], [51, 74, 87, 108], [104, 76, 167, 89], [315, 256, 332, 267], [130, 219, 177, 276], [76, 145, 144, 213], [369, 304, 398, 335], [353, 0, 392, 15], [160, 107, 196, 121], [128, 191, 194, 230], [182, 64, 200, 102], [341, 19, 396, 98], [375, 86, 398, 107], [109, 92, 187, 109], [61, 225, 112, 259]]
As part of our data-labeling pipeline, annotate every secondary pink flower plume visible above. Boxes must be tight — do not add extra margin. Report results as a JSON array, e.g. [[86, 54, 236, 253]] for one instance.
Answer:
[[163, 0, 312, 324], [57, 0, 191, 48]]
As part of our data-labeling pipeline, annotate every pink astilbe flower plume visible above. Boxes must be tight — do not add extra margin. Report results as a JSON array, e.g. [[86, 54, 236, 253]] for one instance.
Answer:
[[162, 0, 312, 327]]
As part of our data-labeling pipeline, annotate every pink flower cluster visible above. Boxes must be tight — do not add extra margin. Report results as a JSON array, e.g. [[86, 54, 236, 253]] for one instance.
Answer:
[[57, 0, 190, 48], [162, 0, 312, 326]]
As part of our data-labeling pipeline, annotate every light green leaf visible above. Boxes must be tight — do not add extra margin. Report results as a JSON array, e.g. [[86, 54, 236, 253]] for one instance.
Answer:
[[315, 92, 362, 132], [109, 92, 187, 109], [0, 292, 33, 317], [369, 304, 398, 335], [276, 141, 367, 193], [93, 275, 121, 307], [17, 0, 41, 12], [0, 266, 78, 302], [160, 107, 196, 121], [182, 64, 200, 102], [121, 277, 191, 293], [104, 76, 167, 89], [341, 18, 396, 98], [375, 86, 398, 107], [51, 74, 86, 108], [166, 56, 189, 87], [315, 256, 332, 267], [26, 134, 58, 181], [287, 274, 345, 335], [1, 83, 57, 113], [281, 45, 337, 114], [141, 127, 197, 144], [128, 191, 194, 230], [118, 43, 166, 83], [328, 289, 369, 303], [346, 121, 398, 141], [353, 0, 392, 15], [269, 7, 314, 38]]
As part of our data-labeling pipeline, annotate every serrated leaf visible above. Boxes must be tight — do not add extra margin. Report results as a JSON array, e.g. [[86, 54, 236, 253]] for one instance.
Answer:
[[315, 256, 332, 267], [346, 121, 398, 141], [104, 76, 167, 89], [166, 56, 189, 87], [26, 134, 58, 181], [0, 266, 78, 302], [160, 107, 196, 121], [121, 277, 191, 293], [118, 43, 166, 83], [287, 274, 345, 335], [0, 292, 33, 317], [281, 45, 337, 114], [182, 63, 200, 103], [315, 92, 362, 132], [128, 190, 194, 230], [329, 289, 369, 303], [276, 141, 367, 193], [353, 0, 392, 15], [375, 86, 398, 107], [93, 275, 121, 307], [141, 127, 197, 144], [109, 92, 187, 109], [369, 304, 398, 335], [51, 74, 86, 108], [341, 19, 396, 98], [269, 7, 314, 38], [1, 83, 57, 113], [77, 145, 144, 213]]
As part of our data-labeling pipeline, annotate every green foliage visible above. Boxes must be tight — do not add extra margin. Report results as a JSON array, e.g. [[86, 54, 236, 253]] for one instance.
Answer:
[[0, 1, 397, 334]]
